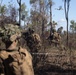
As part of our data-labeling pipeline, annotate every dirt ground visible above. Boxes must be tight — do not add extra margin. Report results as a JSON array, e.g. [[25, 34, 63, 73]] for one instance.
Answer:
[[34, 47, 76, 75]]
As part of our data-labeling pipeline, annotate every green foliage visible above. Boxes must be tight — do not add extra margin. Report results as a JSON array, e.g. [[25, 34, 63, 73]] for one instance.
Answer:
[[30, 0, 53, 35], [0, 5, 6, 15], [21, 3, 28, 21], [7, 3, 18, 22], [21, 3, 26, 12], [0, 24, 22, 43], [70, 20, 76, 33], [30, 0, 37, 4], [47, 21, 57, 28]]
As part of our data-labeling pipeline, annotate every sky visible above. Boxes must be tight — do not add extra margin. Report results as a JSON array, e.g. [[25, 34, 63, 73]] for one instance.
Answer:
[[52, 0, 76, 30], [2, 0, 76, 31]]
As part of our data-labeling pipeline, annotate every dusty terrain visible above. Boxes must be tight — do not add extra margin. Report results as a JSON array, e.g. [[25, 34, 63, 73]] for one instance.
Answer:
[[34, 47, 76, 75]]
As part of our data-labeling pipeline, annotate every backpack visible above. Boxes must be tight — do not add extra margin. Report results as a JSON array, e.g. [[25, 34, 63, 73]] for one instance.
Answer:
[[0, 47, 34, 75]]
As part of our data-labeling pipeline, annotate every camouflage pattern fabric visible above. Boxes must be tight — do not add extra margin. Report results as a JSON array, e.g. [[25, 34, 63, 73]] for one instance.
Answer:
[[0, 24, 22, 42], [0, 38, 6, 50], [53, 32, 61, 42], [0, 46, 34, 75], [26, 33, 41, 52], [22, 28, 41, 52], [51, 31, 61, 46], [0, 24, 34, 75], [31, 33, 41, 50], [0, 24, 22, 49]]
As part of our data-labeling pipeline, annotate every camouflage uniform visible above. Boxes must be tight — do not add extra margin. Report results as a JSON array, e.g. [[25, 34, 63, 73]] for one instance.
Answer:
[[0, 24, 34, 75], [51, 30, 61, 46], [23, 28, 41, 53], [22, 28, 42, 68]]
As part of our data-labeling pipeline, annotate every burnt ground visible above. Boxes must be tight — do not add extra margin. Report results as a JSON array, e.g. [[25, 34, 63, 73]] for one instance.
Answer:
[[33, 47, 76, 75]]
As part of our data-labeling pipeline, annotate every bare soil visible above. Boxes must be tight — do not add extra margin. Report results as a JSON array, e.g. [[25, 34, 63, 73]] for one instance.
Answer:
[[34, 47, 76, 75]]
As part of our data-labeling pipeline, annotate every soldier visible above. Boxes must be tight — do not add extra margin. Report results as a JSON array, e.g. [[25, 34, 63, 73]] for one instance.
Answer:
[[0, 24, 34, 75], [22, 28, 42, 69], [51, 29, 61, 46], [22, 28, 41, 53]]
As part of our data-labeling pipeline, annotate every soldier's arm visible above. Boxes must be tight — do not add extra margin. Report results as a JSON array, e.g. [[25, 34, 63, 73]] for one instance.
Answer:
[[0, 51, 8, 60]]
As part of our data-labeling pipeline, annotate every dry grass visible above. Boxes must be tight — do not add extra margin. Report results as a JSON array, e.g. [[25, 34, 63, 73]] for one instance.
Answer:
[[34, 46, 76, 75]]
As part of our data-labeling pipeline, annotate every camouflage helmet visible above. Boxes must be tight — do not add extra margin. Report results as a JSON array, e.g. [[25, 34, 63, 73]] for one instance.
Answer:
[[0, 24, 22, 42]]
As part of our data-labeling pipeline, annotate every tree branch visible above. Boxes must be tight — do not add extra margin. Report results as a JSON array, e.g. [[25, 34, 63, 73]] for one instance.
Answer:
[[17, 0, 20, 4]]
